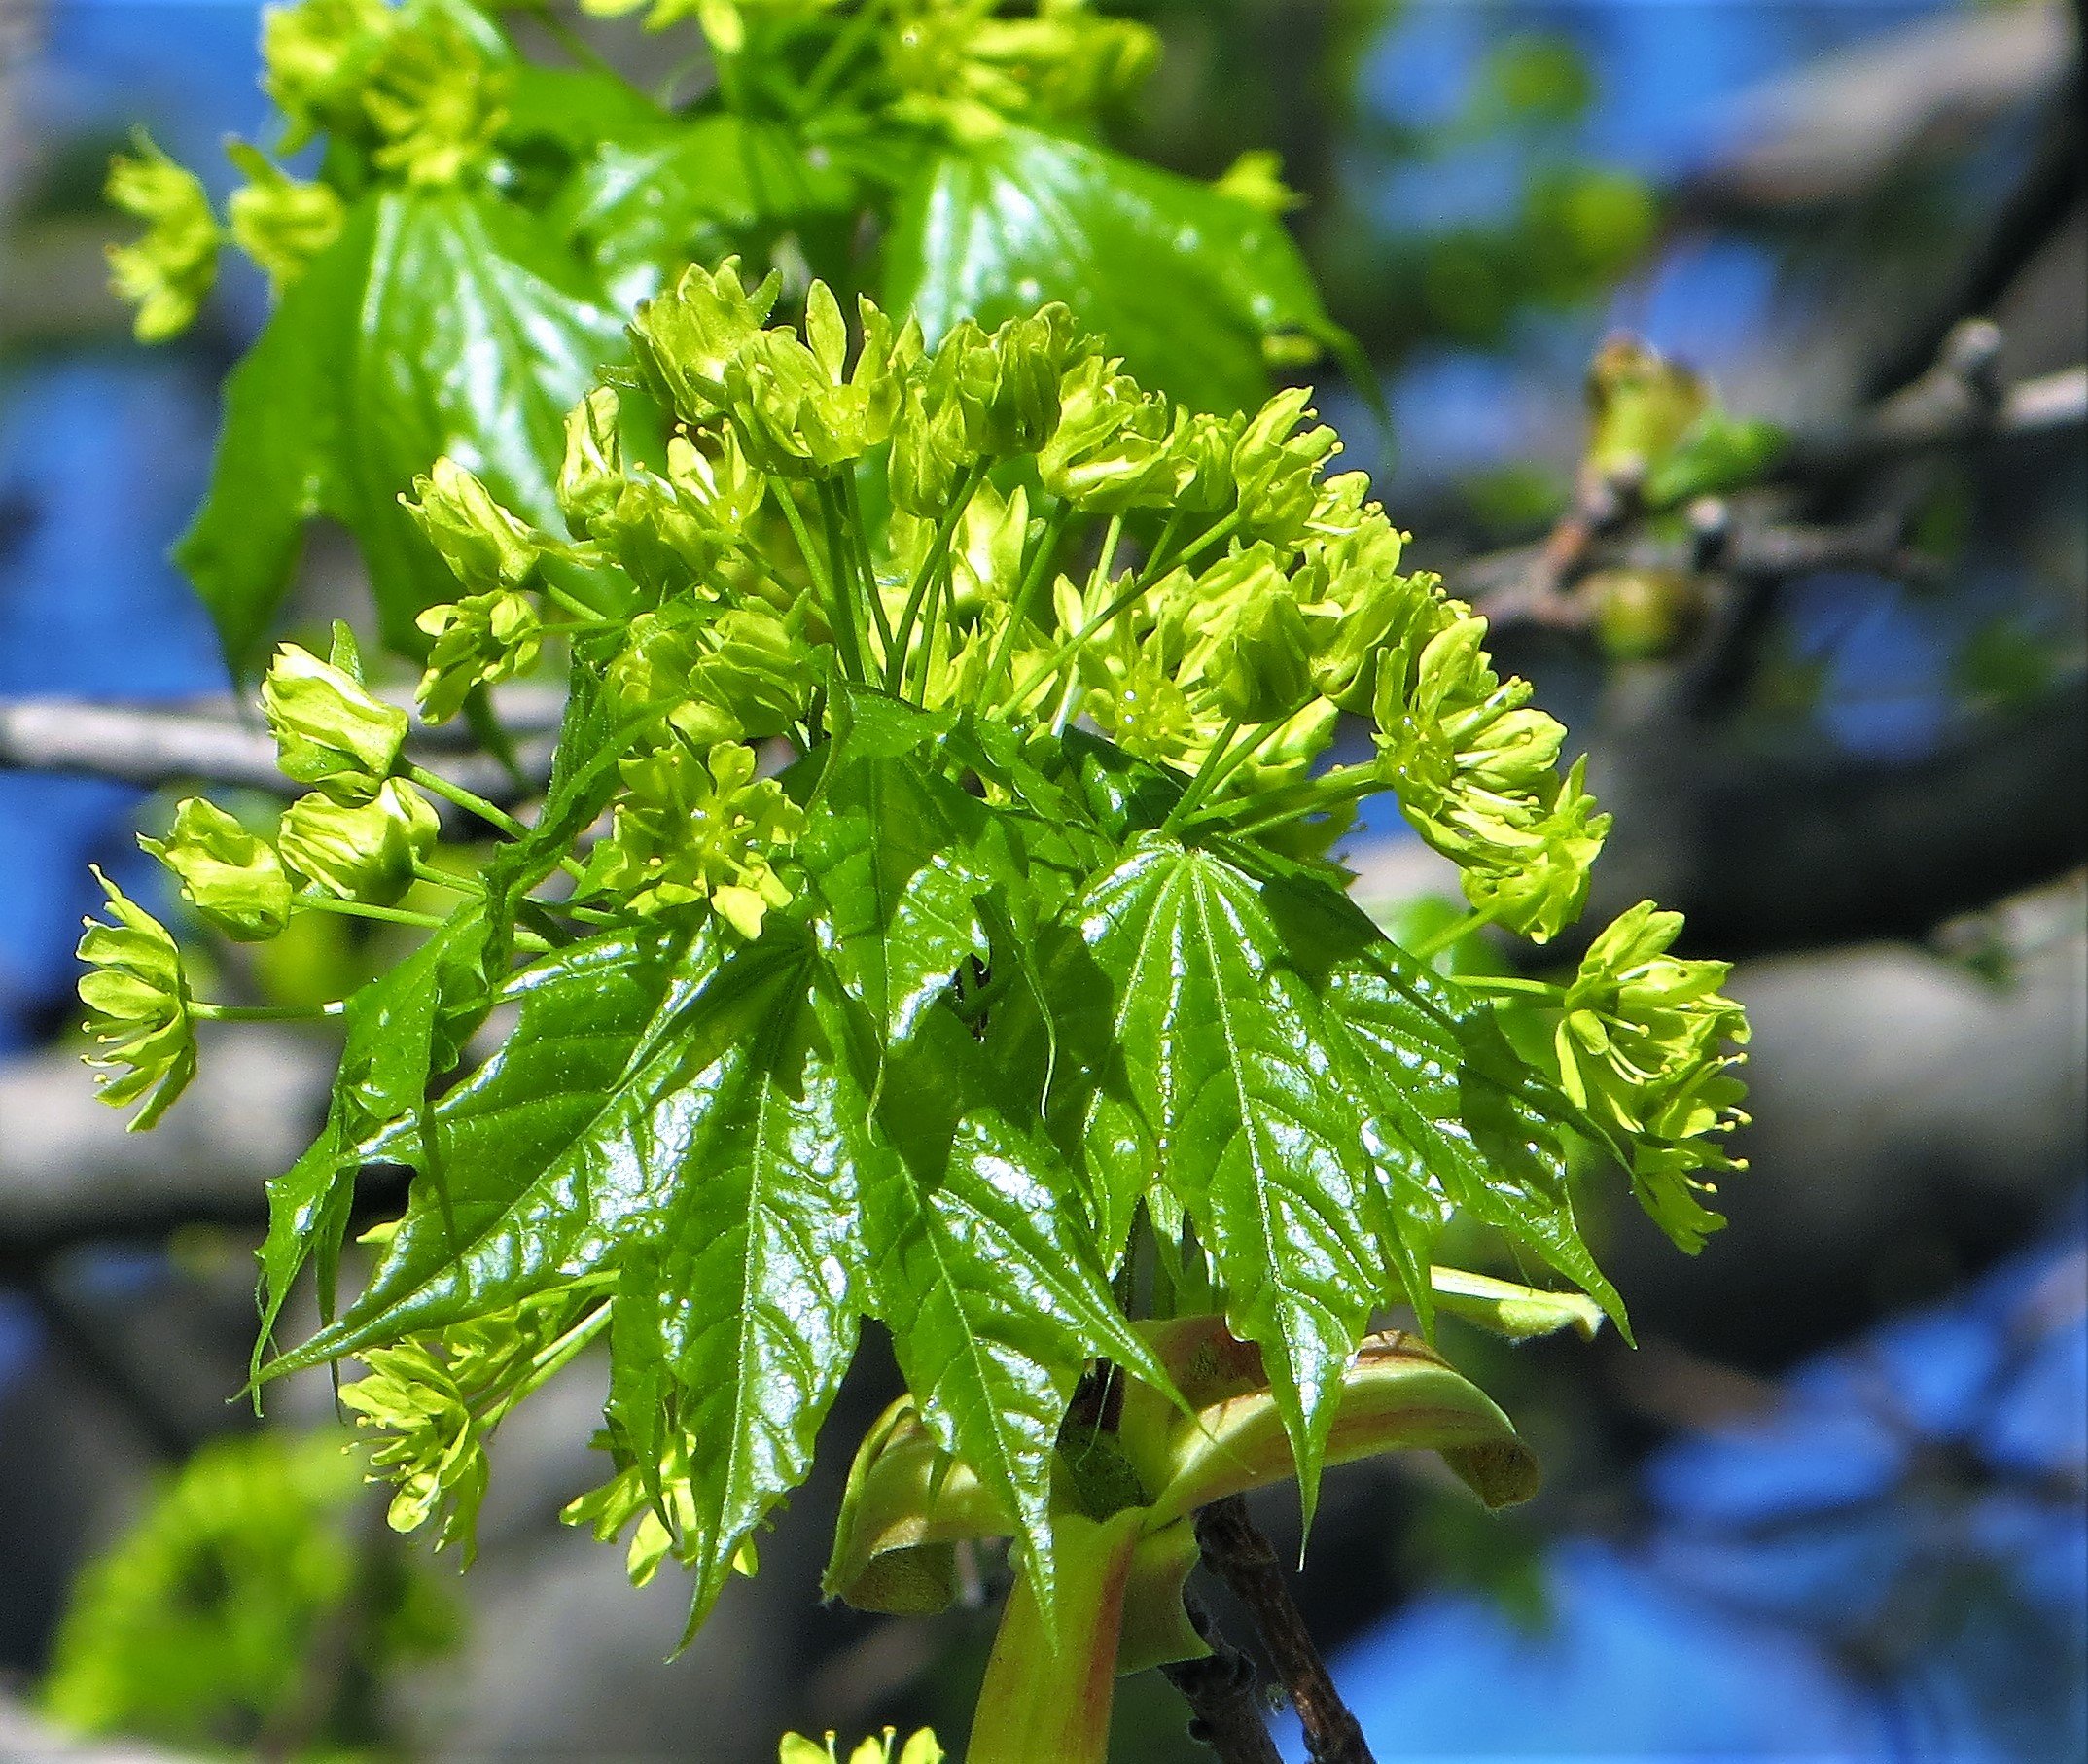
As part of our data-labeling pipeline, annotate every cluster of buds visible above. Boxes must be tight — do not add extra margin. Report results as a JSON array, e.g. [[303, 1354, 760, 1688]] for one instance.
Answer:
[[881, 0, 1158, 132], [103, 134, 221, 343]]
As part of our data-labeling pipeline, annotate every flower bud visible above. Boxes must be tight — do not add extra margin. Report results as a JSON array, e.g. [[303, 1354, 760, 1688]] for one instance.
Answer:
[[890, 379, 973, 518], [1213, 588, 1316, 723], [140, 798, 294, 941], [724, 285, 916, 476], [679, 606, 813, 745], [1233, 387, 1340, 545], [1037, 356, 1183, 512], [403, 459, 541, 595], [629, 258, 783, 426], [76, 867, 197, 1129], [262, 642, 408, 801], [278, 779, 439, 905], [556, 387, 624, 530]]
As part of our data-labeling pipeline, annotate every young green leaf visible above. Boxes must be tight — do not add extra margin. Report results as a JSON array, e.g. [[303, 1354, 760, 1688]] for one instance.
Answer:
[[885, 124, 1351, 416], [606, 931, 870, 1638], [857, 1003, 1169, 1609], [265, 928, 706, 1370], [796, 722, 996, 1046], [1044, 834, 1384, 1528]]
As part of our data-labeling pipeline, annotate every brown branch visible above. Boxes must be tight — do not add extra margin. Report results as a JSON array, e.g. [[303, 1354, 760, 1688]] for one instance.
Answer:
[[1466, 355, 2086, 632], [1160, 1595, 1284, 1764], [1194, 1498, 1375, 1764]]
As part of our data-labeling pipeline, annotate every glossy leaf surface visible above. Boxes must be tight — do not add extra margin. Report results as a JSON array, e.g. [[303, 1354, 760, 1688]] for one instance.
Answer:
[[884, 124, 1347, 415]]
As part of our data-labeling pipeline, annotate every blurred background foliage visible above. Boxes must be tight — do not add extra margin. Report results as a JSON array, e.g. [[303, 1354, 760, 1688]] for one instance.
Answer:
[[1, 1, 2082, 1760]]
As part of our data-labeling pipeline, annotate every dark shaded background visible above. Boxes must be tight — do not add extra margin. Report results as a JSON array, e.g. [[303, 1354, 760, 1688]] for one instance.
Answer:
[[1, 2, 2082, 1759]]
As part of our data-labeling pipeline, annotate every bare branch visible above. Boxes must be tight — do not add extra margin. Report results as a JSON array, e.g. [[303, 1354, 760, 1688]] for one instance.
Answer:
[[1194, 1498, 1375, 1764], [1162, 1595, 1284, 1764], [0, 697, 555, 803], [0, 1026, 332, 1252], [1465, 358, 2086, 629]]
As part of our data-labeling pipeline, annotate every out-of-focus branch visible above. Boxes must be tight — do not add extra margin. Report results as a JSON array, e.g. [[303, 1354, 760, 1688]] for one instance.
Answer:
[[1466, 356, 2085, 630], [0, 697, 557, 803], [0, 1026, 333, 1253], [0, 1698, 202, 1764]]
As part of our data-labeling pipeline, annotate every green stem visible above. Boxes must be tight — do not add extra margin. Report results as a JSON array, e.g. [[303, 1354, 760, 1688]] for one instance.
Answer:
[[406, 763, 530, 841], [1172, 507, 1242, 575], [818, 479, 874, 683], [542, 581, 614, 624], [413, 861, 484, 897], [967, 1511, 1145, 1764], [974, 508, 1069, 708], [1160, 718, 1246, 833], [905, 564, 950, 705], [534, 7, 622, 80], [194, 1000, 346, 1022], [1202, 764, 1388, 842], [1459, 974, 1563, 1000], [887, 465, 985, 693], [842, 474, 896, 663], [1410, 907, 1493, 963], [778, 483, 861, 680], [794, 0, 885, 114], [485, 1300, 614, 1429], [297, 895, 445, 932], [1192, 717, 1290, 812]]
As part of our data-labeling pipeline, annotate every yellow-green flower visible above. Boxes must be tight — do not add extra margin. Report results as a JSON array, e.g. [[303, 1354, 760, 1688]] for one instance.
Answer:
[[723, 283, 918, 476], [556, 387, 625, 529], [340, 1297, 593, 1562], [140, 797, 294, 942], [1037, 356, 1185, 512], [104, 133, 220, 343], [1556, 900, 1750, 1144], [1233, 386, 1341, 546], [277, 780, 440, 906], [415, 590, 544, 723], [262, 642, 409, 801], [630, 258, 783, 427], [76, 868, 196, 1130], [1372, 603, 1610, 941], [777, 1728, 943, 1764], [584, 740, 803, 934], [263, 0, 395, 150], [361, 15, 511, 187], [225, 142, 343, 289]]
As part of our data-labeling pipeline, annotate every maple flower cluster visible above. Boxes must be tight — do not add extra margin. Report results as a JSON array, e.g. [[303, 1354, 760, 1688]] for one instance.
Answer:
[[98, 0, 507, 340], [80, 270, 1745, 1196], [77, 275, 1751, 1619]]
